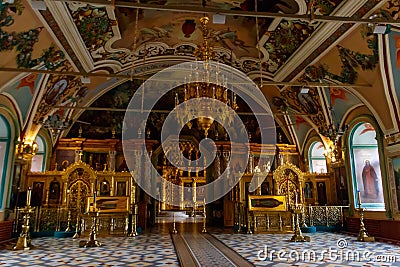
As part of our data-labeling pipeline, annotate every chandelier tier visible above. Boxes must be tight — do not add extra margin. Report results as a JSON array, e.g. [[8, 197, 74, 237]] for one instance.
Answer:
[[174, 16, 238, 138]]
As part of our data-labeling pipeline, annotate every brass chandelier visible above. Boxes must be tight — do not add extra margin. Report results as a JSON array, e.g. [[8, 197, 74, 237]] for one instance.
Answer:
[[174, 16, 238, 137]]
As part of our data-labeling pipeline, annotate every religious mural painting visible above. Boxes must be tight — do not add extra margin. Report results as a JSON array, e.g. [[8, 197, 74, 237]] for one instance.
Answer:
[[304, 181, 313, 199], [116, 181, 127, 196], [334, 166, 348, 205], [100, 180, 111, 196], [350, 122, 384, 209], [31, 181, 44, 207], [316, 181, 327, 205]]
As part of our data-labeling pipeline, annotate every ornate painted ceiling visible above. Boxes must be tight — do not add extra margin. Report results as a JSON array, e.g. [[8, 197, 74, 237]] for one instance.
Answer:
[[1, 0, 400, 152]]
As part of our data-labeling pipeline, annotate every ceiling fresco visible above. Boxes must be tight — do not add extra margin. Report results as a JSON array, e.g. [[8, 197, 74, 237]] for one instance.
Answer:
[[1, 0, 398, 148], [35, 0, 363, 80], [0, 1, 64, 69]]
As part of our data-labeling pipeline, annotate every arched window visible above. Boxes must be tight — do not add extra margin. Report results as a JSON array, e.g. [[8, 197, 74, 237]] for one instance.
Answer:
[[309, 141, 327, 173], [30, 135, 46, 172], [350, 122, 384, 210], [0, 115, 11, 210]]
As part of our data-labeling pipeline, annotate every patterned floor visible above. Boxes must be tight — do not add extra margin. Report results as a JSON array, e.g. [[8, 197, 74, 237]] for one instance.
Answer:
[[1, 225, 400, 267], [214, 231, 400, 267], [0, 226, 179, 267]]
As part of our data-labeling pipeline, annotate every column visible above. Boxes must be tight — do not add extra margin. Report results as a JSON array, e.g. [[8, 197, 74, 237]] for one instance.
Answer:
[[108, 151, 116, 172], [222, 151, 231, 193]]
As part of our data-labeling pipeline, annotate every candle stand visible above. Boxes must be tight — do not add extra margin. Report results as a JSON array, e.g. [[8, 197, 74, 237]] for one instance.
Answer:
[[128, 204, 138, 237], [14, 188, 35, 250], [201, 204, 207, 233], [356, 191, 374, 242], [290, 204, 310, 242], [172, 213, 178, 234], [79, 210, 102, 247]]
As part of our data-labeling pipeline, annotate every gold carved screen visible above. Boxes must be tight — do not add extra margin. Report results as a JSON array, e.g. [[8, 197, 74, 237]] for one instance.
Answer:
[[62, 161, 96, 213], [273, 162, 304, 206]]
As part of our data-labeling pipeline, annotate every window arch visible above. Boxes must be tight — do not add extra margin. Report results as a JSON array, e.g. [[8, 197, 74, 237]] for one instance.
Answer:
[[0, 115, 11, 210], [349, 122, 384, 210], [309, 141, 327, 173], [30, 135, 46, 172]]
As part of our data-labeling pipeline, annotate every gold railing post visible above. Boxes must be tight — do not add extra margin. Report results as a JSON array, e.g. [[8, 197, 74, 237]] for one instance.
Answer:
[[325, 206, 329, 226]]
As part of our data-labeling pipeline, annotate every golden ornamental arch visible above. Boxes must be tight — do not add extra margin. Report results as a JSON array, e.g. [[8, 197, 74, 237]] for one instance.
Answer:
[[61, 161, 97, 211], [273, 162, 305, 204], [61, 160, 97, 184]]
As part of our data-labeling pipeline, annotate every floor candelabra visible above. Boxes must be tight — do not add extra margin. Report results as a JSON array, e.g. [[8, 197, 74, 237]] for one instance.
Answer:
[[356, 191, 374, 242], [14, 189, 35, 250], [201, 204, 207, 233], [290, 204, 310, 242], [172, 213, 178, 234], [128, 204, 138, 237], [79, 210, 102, 248]]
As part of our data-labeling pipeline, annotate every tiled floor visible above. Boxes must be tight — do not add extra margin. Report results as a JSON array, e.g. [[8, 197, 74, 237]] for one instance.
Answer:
[[1, 224, 400, 267], [214, 231, 400, 266], [0, 227, 180, 267]]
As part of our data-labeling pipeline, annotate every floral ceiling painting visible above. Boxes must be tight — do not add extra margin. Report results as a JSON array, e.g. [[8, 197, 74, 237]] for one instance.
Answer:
[[35, 0, 367, 81]]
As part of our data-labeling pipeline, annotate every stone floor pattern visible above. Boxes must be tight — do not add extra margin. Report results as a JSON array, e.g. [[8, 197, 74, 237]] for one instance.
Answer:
[[214, 231, 400, 267], [1, 225, 400, 266]]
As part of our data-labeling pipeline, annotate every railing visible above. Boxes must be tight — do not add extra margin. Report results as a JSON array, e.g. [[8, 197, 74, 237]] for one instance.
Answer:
[[12, 207, 73, 234], [10, 207, 129, 235], [235, 205, 349, 233], [302, 205, 349, 227]]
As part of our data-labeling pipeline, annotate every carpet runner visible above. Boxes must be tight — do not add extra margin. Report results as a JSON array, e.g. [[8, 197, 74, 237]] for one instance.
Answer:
[[172, 231, 254, 267]]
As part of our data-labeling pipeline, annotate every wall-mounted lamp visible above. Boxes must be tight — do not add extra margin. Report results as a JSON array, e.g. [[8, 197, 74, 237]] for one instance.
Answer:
[[323, 141, 342, 163], [16, 138, 38, 160]]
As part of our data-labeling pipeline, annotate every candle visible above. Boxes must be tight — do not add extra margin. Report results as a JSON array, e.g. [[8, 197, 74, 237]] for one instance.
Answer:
[[93, 191, 97, 211], [357, 190, 361, 207], [27, 187, 32, 206], [295, 191, 298, 205]]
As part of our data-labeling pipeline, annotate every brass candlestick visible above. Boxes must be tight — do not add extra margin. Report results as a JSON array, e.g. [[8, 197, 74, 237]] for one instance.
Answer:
[[72, 214, 81, 239], [79, 210, 102, 247], [247, 212, 252, 234], [172, 213, 178, 234], [356, 195, 374, 242], [14, 188, 35, 250], [290, 204, 310, 242], [65, 210, 72, 232], [201, 204, 207, 233], [128, 204, 138, 237]]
